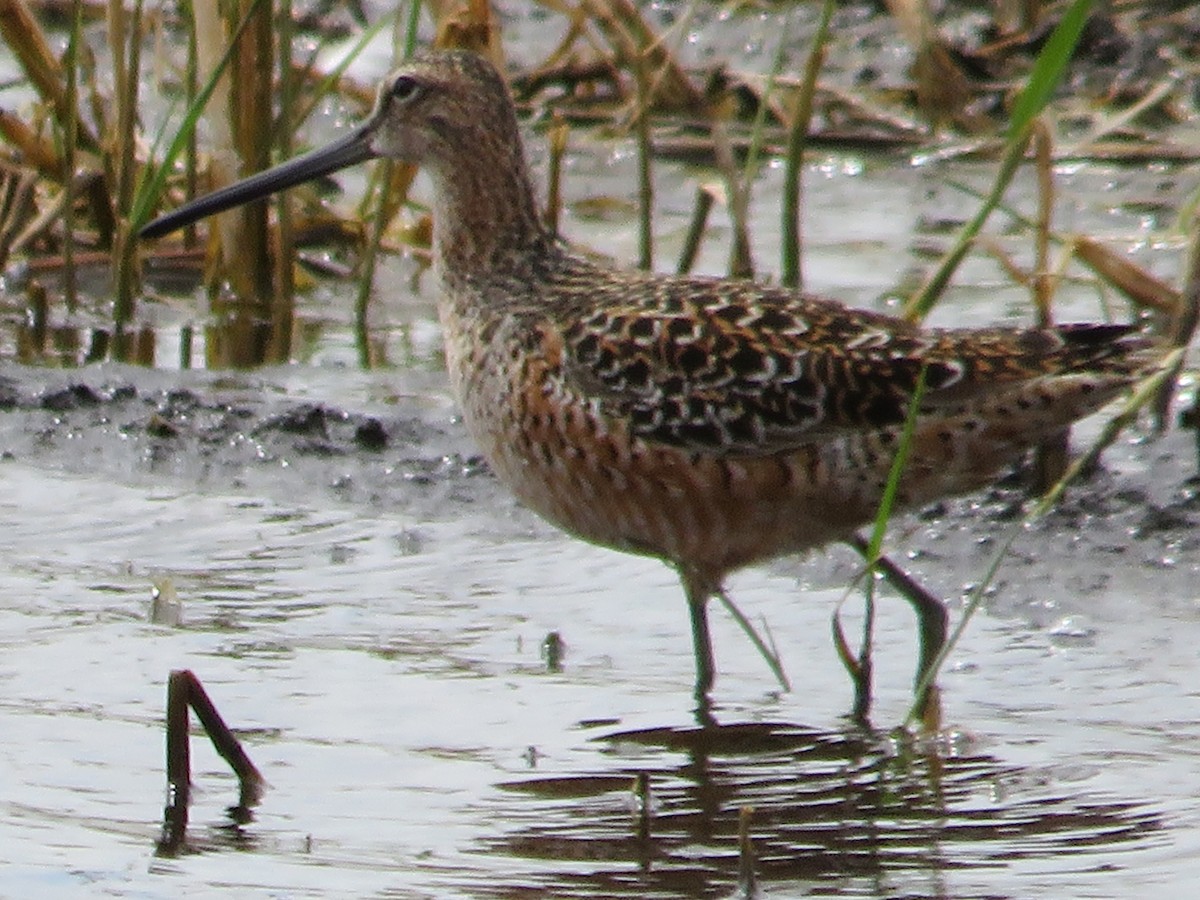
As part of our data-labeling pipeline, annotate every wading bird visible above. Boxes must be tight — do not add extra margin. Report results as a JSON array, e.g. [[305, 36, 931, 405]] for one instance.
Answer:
[[142, 49, 1151, 709]]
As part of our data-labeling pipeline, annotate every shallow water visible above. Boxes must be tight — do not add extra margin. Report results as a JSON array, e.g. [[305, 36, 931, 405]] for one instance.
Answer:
[[0, 356, 1197, 899], [3, 7, 1200, 898]]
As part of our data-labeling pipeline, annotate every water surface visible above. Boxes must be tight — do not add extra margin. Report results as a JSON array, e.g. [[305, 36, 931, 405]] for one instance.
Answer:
[[1, 8, 1199, 896]]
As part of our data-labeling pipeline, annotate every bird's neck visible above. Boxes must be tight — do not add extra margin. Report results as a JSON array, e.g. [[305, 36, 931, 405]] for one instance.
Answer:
[[427, 147, 549, 279]]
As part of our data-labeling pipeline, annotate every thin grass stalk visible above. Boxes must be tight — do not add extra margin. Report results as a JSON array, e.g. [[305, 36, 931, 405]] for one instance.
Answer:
[[903, 128, 1031, 321], [354, 0, 421, 364], [1152, 213, 1200, 431], [833, 367, 929, 721], [781, 0, 834, 289], [125, 5, 144, 219], [124, 0, 143, 206], [676, 185, 714, 274], [633, 49, 654, 271], [184, 4, 199, 247], [0, 0, 98, 154], [866, 373, 929, 567], [61, 1, 83, 313], [945, 177, 1182, 316], [108, 0, 127, 313], [179, 323, 193, 369], [113, 0, 145, 328], [849, 574, 876, 723], [544, 114, 568, 239], [1172, 231, 1200, 350], [904, 351, 1184, 726], [736, 806, 758, 898], [714, 587, 790, 693], [110, 0, 139, 218], [356, 161, 392, 369], [188, 2, 240, 329], [724, 13, 792, 282], [715, 115, 753, 279], [634, 772, 651, 852], [740, 12, 791, 189], [228, 0, 275, 317], [1033, 120, 1053, 325], [24, 281, 47, 358], [290, 17, 394, 131], [269, 0, 296, 364], [1005, 0, 1094, 141], [1030, 119, 1070, 489]]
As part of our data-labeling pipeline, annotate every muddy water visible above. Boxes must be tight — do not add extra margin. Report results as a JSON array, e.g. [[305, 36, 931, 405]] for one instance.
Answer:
[[4, 21, 1200, 900]]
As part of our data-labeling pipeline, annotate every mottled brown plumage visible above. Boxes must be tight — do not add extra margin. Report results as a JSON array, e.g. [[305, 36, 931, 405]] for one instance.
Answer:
[[142, 49, 1154, 704]]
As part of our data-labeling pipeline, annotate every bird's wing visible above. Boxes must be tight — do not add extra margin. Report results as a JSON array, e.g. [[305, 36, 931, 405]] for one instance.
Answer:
[[556, 275, 1136, 456]]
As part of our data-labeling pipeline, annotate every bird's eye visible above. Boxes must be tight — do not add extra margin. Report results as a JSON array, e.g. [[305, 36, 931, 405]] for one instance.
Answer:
[[391, 76, 420, 101]]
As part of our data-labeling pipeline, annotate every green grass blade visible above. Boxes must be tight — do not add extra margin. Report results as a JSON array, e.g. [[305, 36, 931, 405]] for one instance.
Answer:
[[903, 0, 1095, 321], [781, 0, 834, 288], [1007, 0, 1095, 140], [903, 132, 1030, 320], [832, 365, 928, 717], [866, 366, 929, 562]]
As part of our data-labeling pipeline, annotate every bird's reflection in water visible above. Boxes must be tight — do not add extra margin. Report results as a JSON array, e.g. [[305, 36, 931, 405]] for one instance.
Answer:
[[487, 716, 1162, 899]]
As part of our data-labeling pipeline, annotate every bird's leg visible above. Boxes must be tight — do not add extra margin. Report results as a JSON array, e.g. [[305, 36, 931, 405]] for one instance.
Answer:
[[681, 571, 716, 703], [847, 533, 947, 719]]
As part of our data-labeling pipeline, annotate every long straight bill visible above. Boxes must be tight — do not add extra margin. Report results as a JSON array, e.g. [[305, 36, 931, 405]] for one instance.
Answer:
[[140, 125, 378, 239]]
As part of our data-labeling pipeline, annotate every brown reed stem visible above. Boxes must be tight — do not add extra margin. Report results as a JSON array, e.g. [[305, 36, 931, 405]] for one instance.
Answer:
[[677, 185, 715, 275]]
